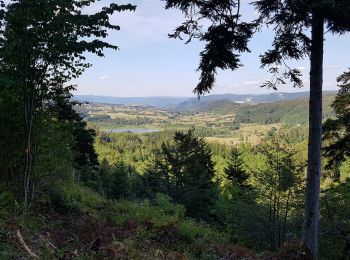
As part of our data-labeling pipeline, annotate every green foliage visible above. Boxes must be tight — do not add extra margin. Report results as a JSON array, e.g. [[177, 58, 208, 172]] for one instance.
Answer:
[[320, 181, 350, 259], [215, 185, 266, 249], [236, 94, 335, 125], [49, 181, 105, 212], [33, 119, 74, 187], [87, 115, 156, 126], [250, 132, 305, 250], [216, 130, 305, 251], [95, 130, 175, 171], [108, 196, 225, 258], [93, 126, 311, 252], [3, 0, 339, 257], [0, 0, 135, 208], [324, 70, 350, 173], [164, 2, 350, 255], [143, 129, 218, 220], [0, 186, 14, 220], [178, 219, 221, 257], [154, 193, 186, 220], [225, 148, 250, 189], [112, 194, 186, 227], [164, 0, 256, 95], [0, 242, 21, 260], [101, 160, 133, 200], [340, 158, 350, 181]]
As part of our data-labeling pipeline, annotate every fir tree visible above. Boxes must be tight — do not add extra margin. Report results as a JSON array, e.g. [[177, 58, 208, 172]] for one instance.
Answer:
[[323, 69, 350, 180], [163, 1, 350, 256], [225, 148, 249, 189], [145, 129, 217, 220]]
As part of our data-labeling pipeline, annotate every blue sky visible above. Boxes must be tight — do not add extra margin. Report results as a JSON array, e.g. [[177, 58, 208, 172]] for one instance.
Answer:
[[74, 0, 350, 97]]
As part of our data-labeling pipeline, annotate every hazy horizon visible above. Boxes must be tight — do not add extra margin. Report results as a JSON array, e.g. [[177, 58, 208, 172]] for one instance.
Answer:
[[74, 90, 337, 99]]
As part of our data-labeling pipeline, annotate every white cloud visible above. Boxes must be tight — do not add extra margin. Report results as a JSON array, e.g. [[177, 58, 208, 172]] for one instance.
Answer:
[[244, 80, 263, 85], [106, 1, 185, 46], [99, 75, 110, 81], [226, 83, 240, 89]]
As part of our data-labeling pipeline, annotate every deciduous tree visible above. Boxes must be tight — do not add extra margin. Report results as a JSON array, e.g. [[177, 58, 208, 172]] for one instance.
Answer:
[[0, 0, 135, 209]]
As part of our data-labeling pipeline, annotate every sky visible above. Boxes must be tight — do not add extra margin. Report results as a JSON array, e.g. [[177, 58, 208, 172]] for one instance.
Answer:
[[73, 0, 350, 97]]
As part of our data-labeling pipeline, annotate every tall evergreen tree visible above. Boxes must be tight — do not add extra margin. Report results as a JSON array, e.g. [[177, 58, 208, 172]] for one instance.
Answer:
[[105, 161, 131, 200], [225, 148, 249, 189], [144, 129, 217, 220], [163, 1, 350, 256], [49, 87, 99, 172], [323, 69, 350, 180]]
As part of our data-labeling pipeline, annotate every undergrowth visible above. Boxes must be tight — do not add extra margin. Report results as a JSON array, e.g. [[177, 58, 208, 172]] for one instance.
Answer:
[[0, 182, 240, 259]]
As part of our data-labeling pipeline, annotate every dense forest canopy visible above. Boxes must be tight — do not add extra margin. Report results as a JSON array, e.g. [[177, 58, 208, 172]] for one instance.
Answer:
[[0, 0, 349, 259]]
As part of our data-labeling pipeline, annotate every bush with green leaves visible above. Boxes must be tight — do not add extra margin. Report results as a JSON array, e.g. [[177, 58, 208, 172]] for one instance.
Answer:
[[48, 181, 105, 212], [0, 186, 14, 221], [320, 181, 350, 259]]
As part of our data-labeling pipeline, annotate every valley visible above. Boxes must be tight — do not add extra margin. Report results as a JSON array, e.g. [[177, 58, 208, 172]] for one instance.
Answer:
[[1, 0, 348, 257], [77, 92, 335, 146]]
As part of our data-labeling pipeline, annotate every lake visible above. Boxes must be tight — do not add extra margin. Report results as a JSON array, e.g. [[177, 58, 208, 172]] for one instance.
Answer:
[[105, 128, 161, 133]]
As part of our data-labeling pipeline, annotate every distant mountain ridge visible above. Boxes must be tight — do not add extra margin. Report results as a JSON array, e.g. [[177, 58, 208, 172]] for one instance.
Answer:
[[234, 93, 336, 125], [74, 91, 336, 109], [74, 95, 187, 108], [176, 91, 337, 111]]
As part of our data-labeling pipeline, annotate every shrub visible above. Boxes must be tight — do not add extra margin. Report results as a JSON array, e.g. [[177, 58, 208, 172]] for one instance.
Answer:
[[153, 193, 186, 220], [0, 186, 16, 220], [49, 181, 105, 212]]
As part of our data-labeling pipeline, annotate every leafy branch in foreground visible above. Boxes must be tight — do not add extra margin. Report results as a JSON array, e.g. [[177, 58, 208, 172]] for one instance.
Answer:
[[0, 0, 136, 209]]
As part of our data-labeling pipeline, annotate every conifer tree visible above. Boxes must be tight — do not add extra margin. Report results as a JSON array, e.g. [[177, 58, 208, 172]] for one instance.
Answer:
[[145, 129, 217, 220], [323, 69, 350, 178], [164, 1, 350, 256], [225, 148, 249, 189], [107, 161, 131, 200]]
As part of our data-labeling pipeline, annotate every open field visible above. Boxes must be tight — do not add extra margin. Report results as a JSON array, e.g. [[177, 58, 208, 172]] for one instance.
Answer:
[[205, 123, 281, 145], [78, 103, 284, 146]]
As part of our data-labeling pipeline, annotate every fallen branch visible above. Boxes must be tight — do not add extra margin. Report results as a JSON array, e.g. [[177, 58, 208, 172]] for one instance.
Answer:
[[16, 230, 39, 258], [39, 233, 57, 251]]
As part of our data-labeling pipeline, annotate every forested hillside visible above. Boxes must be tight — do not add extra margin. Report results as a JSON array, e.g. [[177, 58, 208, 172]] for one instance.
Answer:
[[0, 1, 349, 259], [178, 94, 335, 125], [176, 92, 325, 110], [235, 94, 335, 125], [74, 92, 327, 109]]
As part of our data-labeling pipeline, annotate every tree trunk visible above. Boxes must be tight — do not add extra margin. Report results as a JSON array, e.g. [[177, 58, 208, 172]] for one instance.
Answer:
[[22, 20, 36, 211], [282, 188, 291, 243], [302, 12, 324, 259], [23, 92, 34, 211]]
